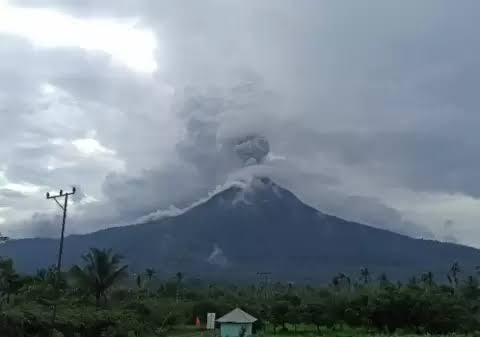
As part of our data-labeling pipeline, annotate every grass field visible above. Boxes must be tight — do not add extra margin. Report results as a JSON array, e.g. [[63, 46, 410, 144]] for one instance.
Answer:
[[164, 325, 480, 337]]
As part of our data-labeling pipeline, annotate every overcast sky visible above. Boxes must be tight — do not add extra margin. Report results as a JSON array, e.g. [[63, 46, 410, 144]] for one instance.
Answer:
[[1, 0, 480, 246]]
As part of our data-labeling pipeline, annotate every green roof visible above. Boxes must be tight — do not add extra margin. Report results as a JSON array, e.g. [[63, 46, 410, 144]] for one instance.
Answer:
[[217, 308, 257, 324]]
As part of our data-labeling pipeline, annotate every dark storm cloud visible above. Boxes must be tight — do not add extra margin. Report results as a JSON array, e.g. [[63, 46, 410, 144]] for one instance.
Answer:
[[297, 130, 480, 197], [3, 0, 480, 244]]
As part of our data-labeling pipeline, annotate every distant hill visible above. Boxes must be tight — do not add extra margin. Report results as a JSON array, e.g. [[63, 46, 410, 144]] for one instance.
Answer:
[[1, 177, 479, 282]]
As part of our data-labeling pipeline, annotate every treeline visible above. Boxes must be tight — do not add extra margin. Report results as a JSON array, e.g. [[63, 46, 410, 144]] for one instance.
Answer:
[[0, 248, 479, 336]]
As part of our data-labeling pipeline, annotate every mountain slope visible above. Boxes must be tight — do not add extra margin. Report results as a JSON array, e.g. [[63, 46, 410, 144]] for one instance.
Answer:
[[1, 177, 480, 281]]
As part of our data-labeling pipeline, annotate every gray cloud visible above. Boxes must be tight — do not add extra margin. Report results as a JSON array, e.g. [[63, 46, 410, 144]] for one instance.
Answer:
[[294, 130, 480, 198], [232, 135, 270, 166], [2, 1, 480, 245], [321, 195, 434, 239], [0, 190, 27, 199], [20, 213, 62, 238]]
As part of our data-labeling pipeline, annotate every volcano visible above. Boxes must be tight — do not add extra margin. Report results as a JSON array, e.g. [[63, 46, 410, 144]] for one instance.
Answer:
[[2, 177, 480, 282]]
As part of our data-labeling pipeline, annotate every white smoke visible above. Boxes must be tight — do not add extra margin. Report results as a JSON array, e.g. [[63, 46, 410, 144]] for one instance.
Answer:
[[207, 244, 229, 267], [134, 179, 251, 224]]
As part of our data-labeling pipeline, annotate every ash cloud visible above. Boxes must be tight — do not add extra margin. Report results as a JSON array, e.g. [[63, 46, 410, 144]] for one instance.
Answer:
[[12, 81, 433, 241], [232, 135, 270, 166], [3, 0, 480, 245], [99, 84, 275, 222]]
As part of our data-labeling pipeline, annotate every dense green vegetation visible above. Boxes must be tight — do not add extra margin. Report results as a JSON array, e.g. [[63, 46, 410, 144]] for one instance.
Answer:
[[1, 248, 480, 336]]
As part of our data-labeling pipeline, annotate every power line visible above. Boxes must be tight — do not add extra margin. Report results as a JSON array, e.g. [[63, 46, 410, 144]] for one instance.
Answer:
[[46, 187, 76, 337]]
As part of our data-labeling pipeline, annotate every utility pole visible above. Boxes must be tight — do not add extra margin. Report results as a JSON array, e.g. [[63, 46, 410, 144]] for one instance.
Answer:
[[46, 187, 76, 336], [175, 271, 183, 303], [257, 271, 271, 301]]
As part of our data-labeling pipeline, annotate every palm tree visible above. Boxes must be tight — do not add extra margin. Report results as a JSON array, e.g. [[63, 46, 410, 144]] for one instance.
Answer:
[[421, 271, 435, 288], [287, 282, 294, 294], [447, 261, 461, 290], [69, 248, 128, 307], [140, 268, 156, 297], [0, 257, 19, 304], [460, 275, 480, 300], [35, 265, 60, 287], [35, 268, 47, 281], [145, 268, 156, 282], [136, 274, 144, 289], [407, 276, 418, 287], [175, 272, 183, 303], [176, 271, 183, 284], [208, 283, 214, 298], [474, 265, 480, 277], [360, 267, 371, 285], [377, 272, 389, 287], [332, 273, 351, 292]]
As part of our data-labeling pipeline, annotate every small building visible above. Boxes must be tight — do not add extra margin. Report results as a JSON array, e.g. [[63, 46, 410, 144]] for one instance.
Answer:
[[217, 308, 257, 337]]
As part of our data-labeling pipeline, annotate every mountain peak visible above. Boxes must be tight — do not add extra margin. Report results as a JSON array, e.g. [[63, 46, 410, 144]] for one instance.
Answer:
[[2, 174, 480, 281], [135, 176, 287, 224], [209, 176, 291, 207]]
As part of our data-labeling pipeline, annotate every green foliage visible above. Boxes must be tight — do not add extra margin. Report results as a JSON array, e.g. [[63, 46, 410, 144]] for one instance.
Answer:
[[271, 301, 290, 331], [0, 257, 21, 304], [145, 268, 156, 281], [69, 248, 128, 307], [2, 248, 480, 336]]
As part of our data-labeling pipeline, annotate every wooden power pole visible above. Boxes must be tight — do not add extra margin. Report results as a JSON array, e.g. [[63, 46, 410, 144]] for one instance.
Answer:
[[46, 187, 76, 336]]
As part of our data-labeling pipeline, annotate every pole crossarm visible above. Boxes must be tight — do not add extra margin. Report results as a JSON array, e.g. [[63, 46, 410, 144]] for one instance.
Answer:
[[46, 188, 76, 210]]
